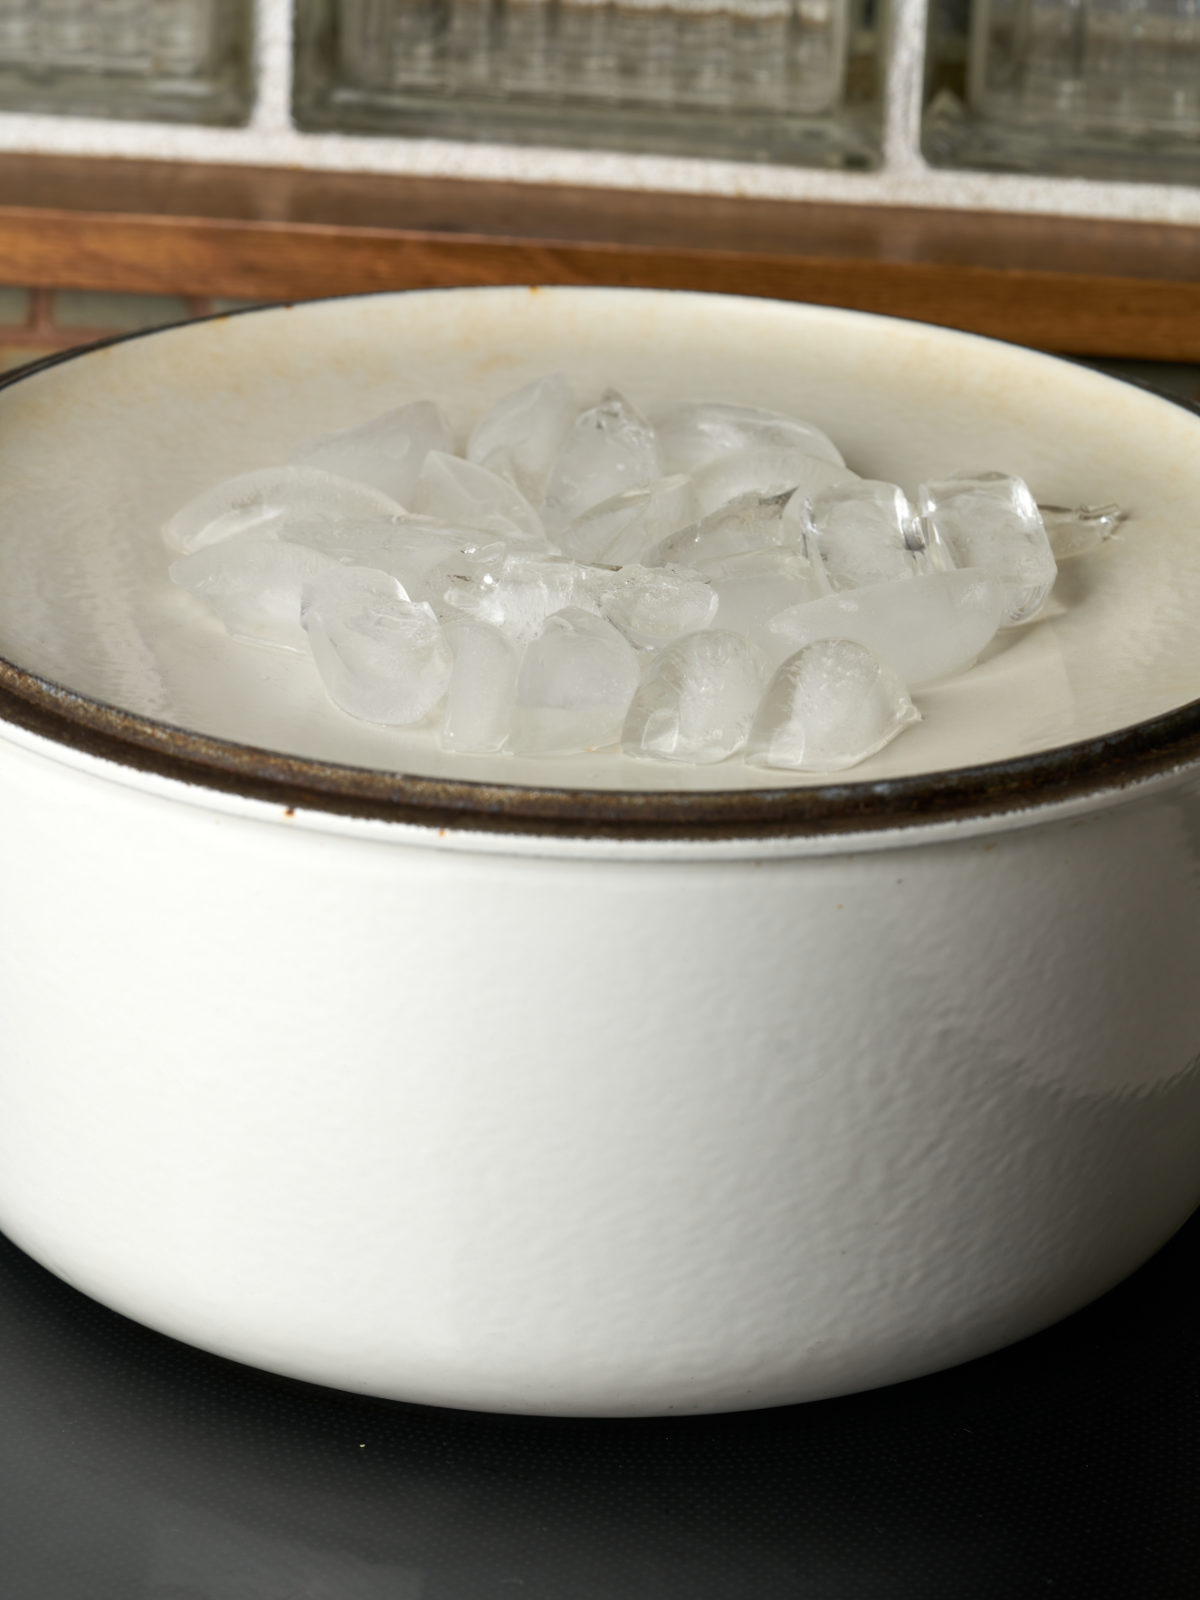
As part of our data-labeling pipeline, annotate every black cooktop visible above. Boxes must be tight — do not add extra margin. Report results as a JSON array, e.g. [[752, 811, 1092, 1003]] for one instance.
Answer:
[[0, 1207, 1196, 1599]]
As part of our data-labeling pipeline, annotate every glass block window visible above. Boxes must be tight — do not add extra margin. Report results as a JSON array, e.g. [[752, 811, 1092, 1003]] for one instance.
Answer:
[[924, 0, 1200, 182], [294, 0, 884, 169], [0, 0, 254, 124]]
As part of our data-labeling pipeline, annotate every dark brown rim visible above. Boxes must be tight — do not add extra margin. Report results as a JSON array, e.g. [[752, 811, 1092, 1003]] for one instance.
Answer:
[[2, 289, 1199, 843]]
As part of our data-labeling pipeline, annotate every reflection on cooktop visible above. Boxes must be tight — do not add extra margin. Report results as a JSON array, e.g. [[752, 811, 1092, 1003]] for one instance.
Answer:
[[0, 1212, 1196, 1599]]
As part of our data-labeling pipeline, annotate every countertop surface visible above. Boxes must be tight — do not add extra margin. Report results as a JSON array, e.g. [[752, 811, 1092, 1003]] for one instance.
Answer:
[[0, 1207, 1196, 1600]]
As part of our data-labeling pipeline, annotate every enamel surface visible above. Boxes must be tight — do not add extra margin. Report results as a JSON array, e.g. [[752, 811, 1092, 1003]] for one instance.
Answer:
[[1, 288, 1198, 792], [2, 290, 1199, 1418], [1, 731, 1199, 1414]]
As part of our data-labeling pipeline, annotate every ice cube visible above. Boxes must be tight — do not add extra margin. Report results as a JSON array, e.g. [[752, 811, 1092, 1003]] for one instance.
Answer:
[[439, 618, 521, 754], [653, 401, 844, 476], [415, 543, 511, 618], [164, 466, 404, 555], [768, 568, 1006, 685], [284, 514, 505, 611], [467, 373, 575, 502], [919, 472, 1057, 625], [690, 448, 857, 523], [301, 563, 404, 610], [808, 480, 927, 591], [509, 609, 640, 756], [747, 639, 920, 773], [649, 489, 796, 568], [441, 553, 601, 645], [169, 527, 338, 652], [301, 565, 453, 725], [622, 630, 766, 764], [289, 401, 452, 504], [557, 475, 698, 566], [410, 451, 546, 546], [556, 492, 647, 564], [706, 547, 827, 642], [1038, 501, 1124, 562], [542, 390, 661, 531], [280, 510, 436, 565], [599, 564, 717, 649]]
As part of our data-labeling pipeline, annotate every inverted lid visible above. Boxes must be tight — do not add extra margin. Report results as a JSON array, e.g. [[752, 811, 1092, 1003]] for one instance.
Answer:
[[1, 287, 1198, 836]]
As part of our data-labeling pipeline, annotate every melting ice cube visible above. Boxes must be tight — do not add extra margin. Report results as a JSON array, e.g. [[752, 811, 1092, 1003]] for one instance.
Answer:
[[653, 402, 844, 476], [768, 568, 1006, 685], [169, 528, 337, 652], [301, 565, 453, 725], [542, 390, 661, 531], [284, 514, 505, 611], [808, 480, 927, 591], [622, 630, 765, 764], [746, 639, 920, 773], [467, 373, 575, 502], [649, 489, 797, 569], [919, 471, 1057, 625], [599, 564, 718, 649], [509, 609, 641, 756], [1038, 501, 1124, 562], [164, 466, 404, 555], [690, 448, 856, 524], [558, 475, 697, 566], [441, 554, 602, 645], [289, 400, 452, 504], [439, 618, 521, 754], [410, 451, 546, 546], [706, 547, 827, 643]]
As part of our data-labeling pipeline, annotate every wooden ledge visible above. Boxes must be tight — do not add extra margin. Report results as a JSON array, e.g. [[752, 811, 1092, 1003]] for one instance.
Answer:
[[2, 152, 1199, 359]]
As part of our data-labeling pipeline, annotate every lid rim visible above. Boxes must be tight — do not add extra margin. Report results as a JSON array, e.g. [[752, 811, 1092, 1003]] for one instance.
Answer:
[[4, 656, 1199, 842]]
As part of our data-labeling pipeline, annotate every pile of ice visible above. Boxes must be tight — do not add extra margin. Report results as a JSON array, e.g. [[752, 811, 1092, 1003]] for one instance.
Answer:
[[164, 377, 1121, 773]]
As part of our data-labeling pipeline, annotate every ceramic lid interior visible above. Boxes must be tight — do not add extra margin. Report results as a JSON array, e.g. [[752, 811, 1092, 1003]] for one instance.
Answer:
[[1, 287, 1198, 795]]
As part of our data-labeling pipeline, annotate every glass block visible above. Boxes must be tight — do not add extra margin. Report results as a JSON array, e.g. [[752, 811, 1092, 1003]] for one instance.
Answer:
[[52, 289, 193, 332], [923, 0, 1200, 181], [294, 0, 882, 169], [0, 0, 254, 125], [0, 286, 30, 325]]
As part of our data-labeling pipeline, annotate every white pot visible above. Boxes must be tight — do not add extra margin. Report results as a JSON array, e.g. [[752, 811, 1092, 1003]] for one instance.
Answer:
[[1, 289, 1199, 1417]]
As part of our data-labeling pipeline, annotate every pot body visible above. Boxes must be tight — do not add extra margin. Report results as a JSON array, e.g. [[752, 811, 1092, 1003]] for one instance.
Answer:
[[2, 725, 1199, 1416]]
